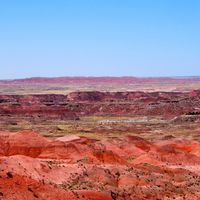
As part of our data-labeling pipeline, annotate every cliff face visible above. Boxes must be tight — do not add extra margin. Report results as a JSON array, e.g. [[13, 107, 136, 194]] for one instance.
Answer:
[[0, 91, 200, 119]]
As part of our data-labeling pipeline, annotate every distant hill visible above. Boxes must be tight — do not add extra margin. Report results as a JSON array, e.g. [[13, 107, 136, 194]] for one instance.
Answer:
[[1, 76, 200, 84]]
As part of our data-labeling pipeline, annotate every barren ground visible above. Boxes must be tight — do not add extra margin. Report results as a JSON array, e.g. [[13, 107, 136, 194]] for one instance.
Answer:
[[1, 77, 200, 199]]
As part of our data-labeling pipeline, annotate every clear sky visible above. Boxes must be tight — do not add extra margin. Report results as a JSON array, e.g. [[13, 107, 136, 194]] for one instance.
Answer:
[[0, 0, 200, 79]]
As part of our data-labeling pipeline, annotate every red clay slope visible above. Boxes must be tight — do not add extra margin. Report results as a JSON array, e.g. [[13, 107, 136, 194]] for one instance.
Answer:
[[1, 131, 200, 199]]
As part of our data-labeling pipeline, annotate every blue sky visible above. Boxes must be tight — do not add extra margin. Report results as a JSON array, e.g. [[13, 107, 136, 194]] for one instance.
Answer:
[[0, 0, 200, 79]]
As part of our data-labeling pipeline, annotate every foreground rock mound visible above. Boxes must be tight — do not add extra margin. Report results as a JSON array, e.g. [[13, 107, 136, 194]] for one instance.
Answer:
[[1, 131, 200, 199]]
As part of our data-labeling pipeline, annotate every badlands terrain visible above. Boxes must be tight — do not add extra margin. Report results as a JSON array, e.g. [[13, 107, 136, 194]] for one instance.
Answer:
[[1, 77, 200, 199]]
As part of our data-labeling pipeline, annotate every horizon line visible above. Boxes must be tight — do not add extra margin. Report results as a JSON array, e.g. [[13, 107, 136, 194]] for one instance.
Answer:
[[1, 75, 200, 81]]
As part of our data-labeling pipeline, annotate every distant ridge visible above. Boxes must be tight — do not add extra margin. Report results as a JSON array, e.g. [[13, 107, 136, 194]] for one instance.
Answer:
[[0, 76, 200, 84]]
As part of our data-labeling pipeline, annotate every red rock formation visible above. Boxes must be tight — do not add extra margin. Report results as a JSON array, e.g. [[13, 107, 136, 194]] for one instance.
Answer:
[[1, 131, 200, 199], [189, 90, 200, 97], [0, 90, 200, 119]]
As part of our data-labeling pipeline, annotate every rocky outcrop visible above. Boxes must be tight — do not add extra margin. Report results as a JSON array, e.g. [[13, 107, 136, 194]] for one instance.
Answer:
[[0, 91, 200, 119], [189, 89, 200, 97], [0, 94, 78, 120]]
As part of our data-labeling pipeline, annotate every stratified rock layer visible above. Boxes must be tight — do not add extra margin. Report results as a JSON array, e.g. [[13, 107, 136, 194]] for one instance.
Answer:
[[1, 131, 200, 199], [0, 90, 200, 120]]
